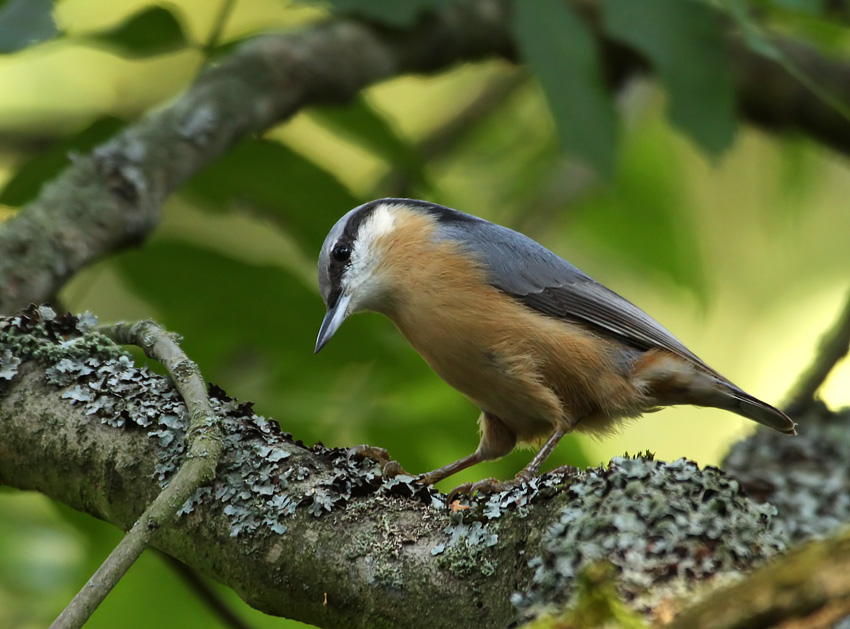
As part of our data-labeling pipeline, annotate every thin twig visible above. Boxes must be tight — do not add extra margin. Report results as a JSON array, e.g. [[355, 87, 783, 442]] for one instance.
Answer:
[[157, 551, 253, 629], [418, 70, 526, 160], [51, 320, 224, 629], [379, 69, 526, 198], [203, 0, 238, 54], [784, 289, 850, 417]]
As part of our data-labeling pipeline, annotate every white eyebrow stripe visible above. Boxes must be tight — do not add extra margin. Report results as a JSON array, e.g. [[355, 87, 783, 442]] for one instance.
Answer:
[[337, 203, 401, 313], [345, 203, 398, 276], [360, 202, 397, 241]]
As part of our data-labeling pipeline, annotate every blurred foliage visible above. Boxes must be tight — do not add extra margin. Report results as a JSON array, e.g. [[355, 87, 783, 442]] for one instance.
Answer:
[[0, 0, 56, 54], [603, 0, 736, 157], [322, 0, 452, 27], [0, 116, 126, 205], [513, 0, 618, 178], [79, 6, 190, 58], [1, 0, 850, 627]]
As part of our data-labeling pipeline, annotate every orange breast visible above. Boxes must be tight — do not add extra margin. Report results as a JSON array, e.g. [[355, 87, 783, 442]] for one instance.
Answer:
[[373, 214, 650, 441]]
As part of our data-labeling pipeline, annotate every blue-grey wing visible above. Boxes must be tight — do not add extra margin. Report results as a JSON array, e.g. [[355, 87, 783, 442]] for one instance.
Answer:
[[437, 216, 712, 371]]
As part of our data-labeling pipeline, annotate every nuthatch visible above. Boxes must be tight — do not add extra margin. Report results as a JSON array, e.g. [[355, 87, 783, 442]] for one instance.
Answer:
[[315, 198, 796, 492]]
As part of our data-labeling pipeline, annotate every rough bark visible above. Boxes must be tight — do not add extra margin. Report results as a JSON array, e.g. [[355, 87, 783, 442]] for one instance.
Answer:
[[0, 308, 809, 628]]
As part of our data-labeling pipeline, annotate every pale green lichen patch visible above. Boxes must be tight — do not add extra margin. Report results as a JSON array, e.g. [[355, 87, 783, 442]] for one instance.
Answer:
[[435, 519, 499, 578], [510, 456, 787, 619], [0, 348, 20, 380], [0, 306, 123, 389], [2, 305, 792, 616], [0, 305, 122, 365], [724, 404, 850, 543]]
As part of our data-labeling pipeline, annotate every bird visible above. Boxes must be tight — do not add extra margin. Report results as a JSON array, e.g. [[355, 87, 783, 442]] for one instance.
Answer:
[[314, 198, 796, 494]]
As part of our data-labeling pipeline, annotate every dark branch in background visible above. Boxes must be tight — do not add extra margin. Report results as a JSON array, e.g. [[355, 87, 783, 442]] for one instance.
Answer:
[[202, 0, 238, 54], [784, 289, 850, 417], [2, 0, 850, 313], [666, 529, 850, 629], [0, 0, 515, 315], [379, 68, 526, 198], [157, 551, 253, 629], [52, 320, 223, 629], [733, 36, 850, 156]]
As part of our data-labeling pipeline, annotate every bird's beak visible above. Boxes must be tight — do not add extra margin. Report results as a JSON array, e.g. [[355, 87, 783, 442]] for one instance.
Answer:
[[315, 293, 352, 354]]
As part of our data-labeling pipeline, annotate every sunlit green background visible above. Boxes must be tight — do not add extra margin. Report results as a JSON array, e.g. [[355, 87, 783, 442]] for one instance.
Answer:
[[1, 1, 849, 627]]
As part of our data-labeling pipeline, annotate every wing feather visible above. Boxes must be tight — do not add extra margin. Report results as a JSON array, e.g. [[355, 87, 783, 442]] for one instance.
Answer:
[[436, 215, 720, 376]]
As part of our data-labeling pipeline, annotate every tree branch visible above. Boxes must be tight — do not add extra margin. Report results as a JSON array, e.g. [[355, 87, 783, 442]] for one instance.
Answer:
[[717, 404, 850, 625], [0, 308, 805, 628], [784, 289, 850, 417], [733, 35, 850, 156], [666, 529, 850, 629]]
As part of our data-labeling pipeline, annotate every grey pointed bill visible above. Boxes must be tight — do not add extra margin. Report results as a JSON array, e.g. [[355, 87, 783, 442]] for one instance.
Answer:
[[315, 293, 352, 353]]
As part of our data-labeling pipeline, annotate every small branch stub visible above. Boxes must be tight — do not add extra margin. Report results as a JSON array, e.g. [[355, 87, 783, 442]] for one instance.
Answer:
[[784, 289, 850, 417]]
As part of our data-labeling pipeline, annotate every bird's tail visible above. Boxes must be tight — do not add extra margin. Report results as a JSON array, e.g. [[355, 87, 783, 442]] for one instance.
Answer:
[[631, 349, 797, 434], [717, 386, 797, 435]]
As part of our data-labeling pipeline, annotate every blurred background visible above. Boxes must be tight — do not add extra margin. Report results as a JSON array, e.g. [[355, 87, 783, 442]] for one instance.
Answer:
[[1, 0, 849, 627]]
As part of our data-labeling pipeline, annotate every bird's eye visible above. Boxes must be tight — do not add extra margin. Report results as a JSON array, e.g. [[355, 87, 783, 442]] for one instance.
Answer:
[[331, 243, 351, 263]]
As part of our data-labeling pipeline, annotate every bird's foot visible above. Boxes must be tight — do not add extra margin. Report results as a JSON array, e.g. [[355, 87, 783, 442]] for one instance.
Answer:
[[546, 463, 581, 478], [347, 444, 409, 478], [446, 476, 526, 504]]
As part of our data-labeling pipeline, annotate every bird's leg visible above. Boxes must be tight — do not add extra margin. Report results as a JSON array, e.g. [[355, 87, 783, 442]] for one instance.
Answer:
[[515, 429, 566, 480], [351, 447, 487, 484], [347, 444, 410, 478], [418, 452, 484, 486], [448, 430, 567, 501]]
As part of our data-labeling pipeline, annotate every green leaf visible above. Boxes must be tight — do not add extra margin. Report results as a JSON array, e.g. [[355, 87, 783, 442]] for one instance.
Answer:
[[0, 0, 57, 54], [117, 241, 319, 381], [721, 0, 782, 61], [512, 0, 618, 179], [603, 0, 736, 157], [183, 137, 360, 253], [81, 6, 188, 58], [324, 0, 450, 27], [0, 117, 125, 206]]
